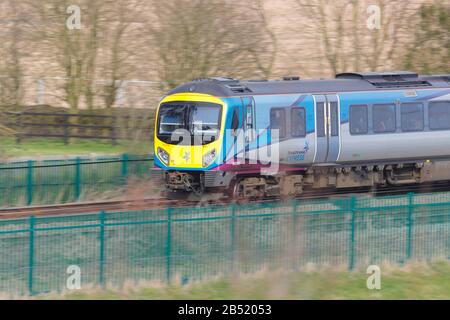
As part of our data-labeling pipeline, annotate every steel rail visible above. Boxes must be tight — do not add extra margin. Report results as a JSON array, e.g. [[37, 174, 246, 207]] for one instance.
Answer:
[[1, 181, 450, 219]]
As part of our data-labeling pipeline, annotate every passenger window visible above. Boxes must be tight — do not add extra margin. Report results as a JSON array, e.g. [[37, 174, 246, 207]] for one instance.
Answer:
[[373, 104, 396, 133], [291, 108, 306, 137], [270, 108, 286, 138], [429, 101, 450, 130], [349, 105, 368, 135], [401, 103, 424, 132]]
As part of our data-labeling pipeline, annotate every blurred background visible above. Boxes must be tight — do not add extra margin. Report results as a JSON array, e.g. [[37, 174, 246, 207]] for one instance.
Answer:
[[0, 0, 448, 156], [0, 0, 448, 299]]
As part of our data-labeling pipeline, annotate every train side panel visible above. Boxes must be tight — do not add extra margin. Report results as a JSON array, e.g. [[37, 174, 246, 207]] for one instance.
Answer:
[[221, 94, 317, 168], [338, 89, 450, 164]]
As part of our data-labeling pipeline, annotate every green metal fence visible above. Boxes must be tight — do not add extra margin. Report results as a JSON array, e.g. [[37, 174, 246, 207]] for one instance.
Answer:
[[0, 191, 450, 296], [0, 154, 154, 208]]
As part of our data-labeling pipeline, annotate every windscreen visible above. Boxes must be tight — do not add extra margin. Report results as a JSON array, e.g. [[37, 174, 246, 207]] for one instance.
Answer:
[[157, 102, 222, 145]]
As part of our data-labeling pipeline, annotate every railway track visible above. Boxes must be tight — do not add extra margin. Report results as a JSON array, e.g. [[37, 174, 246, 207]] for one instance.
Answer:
[[0, 197, 208, 219], [1, 181, 450, 219]]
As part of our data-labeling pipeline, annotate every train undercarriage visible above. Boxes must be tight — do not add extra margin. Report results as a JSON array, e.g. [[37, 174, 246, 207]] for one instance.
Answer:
[[161, 159, 450, 199]]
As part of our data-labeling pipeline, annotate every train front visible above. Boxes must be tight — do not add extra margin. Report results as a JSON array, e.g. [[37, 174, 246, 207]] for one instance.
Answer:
[[154, 93, 226, 194]]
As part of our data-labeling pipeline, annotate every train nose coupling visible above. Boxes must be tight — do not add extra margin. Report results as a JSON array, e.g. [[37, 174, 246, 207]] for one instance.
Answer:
[[166, 171, 204, 194]]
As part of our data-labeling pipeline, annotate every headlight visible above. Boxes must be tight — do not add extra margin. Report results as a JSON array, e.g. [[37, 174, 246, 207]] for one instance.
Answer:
[[157, 147, 170, 166], [203, 149, 216, 168]]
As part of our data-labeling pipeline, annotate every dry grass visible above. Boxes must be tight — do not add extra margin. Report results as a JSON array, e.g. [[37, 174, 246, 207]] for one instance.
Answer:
[[12, 260, 450, 300]]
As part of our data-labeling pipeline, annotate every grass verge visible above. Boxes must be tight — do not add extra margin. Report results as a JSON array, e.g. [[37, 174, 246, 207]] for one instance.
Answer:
[[34, 261, 450, 300], [0, 137, 152, 157]]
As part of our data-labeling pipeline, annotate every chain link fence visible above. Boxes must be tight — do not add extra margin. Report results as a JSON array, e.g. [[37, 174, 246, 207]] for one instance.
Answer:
[[0, 191, 450, 296], [0, 155, 154, 208]]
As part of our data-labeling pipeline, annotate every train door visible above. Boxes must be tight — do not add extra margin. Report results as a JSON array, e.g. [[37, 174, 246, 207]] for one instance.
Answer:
[[241, 96, 256, 162], [313, 94, 340, 163]]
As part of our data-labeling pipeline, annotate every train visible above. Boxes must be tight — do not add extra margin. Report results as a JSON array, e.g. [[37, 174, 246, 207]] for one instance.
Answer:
[[153, 71, 450, 198]]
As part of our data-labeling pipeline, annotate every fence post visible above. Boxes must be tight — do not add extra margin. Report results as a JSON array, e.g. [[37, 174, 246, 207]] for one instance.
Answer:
[[36, 78, 45, 105], [229, 204, 236, 273], [75, 157, 81, 200], [406, 192, 414, 260], [99, 211, 106, 287], [121, 153, 129, 184], [28, 216, 35, 295], [26, 160, 33, 205], [348, 196, 357, 271], [291, 200, 298, 271], [16, 112, 22, 144], [63, 114, 69, 145], [166, 207, 172, 284], [111, 116, 117, 145]]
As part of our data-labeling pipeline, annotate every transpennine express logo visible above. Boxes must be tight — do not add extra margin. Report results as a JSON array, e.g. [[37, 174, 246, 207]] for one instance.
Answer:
[[287, 141, 310, 161]]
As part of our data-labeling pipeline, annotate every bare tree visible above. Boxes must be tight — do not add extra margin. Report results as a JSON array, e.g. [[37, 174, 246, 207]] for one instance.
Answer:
[[29, 0, 105, 110], [149, 0, 277, 89], [27, 0, 148, 110], [248, 0, 279, 79], [99, 0, 144, 109], [364, 0, 410, 71], [82, 0, 101, 110], [294, 0, 415, 75], [294, 0, 352, 75], [403, 2, 450, 74], [0, 0, 28, 107]]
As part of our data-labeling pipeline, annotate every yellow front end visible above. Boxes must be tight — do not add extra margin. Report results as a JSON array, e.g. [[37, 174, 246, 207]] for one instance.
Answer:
[[154, 93, 226, 169]]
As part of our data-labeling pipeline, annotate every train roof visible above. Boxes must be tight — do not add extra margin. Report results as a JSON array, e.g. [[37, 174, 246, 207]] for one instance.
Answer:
[[168, 72, 450, 97]]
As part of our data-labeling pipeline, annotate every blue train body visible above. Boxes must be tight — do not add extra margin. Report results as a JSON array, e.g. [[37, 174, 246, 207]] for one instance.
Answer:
[[154, 72, 450, 197]]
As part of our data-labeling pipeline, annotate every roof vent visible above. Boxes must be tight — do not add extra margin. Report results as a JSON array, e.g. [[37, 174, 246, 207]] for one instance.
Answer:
[[423, 74, 450, 84], [336, 71, 431, 88], [225, 84, 252, 93], [208, 77, 238, 83], [192, 77, 238, 83], [370, 80, 431, 89], [336, 71, 418, 80], [282, 76, 300, 81], [191, 76, 251, 93]]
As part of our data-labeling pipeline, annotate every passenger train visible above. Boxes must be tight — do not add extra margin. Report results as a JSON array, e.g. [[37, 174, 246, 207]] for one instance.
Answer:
[[153, 71, 450, 198]]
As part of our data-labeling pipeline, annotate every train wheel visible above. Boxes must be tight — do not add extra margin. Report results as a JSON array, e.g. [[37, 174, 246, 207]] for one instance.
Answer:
[[226, 178, 259, 205], [224, 178, 242, 198]]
